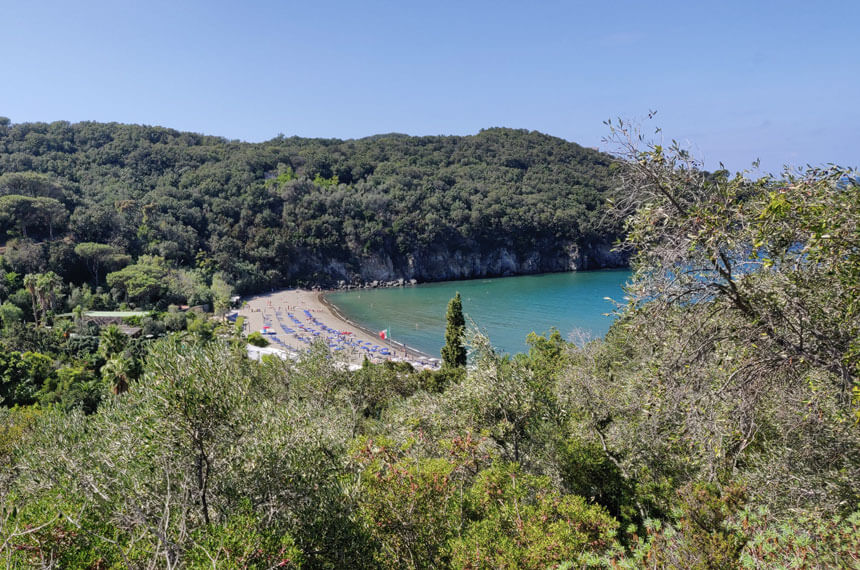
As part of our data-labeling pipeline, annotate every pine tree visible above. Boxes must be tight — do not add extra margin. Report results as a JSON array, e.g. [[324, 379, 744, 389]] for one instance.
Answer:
[[441, 292, 466, 368]]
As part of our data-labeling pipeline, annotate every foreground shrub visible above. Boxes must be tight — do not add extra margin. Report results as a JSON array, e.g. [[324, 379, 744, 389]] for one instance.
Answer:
[[186, 507, 303, 569], [354, 438, 464, 569], [450, 463, 620, 569], [612, 486, 860, 569]]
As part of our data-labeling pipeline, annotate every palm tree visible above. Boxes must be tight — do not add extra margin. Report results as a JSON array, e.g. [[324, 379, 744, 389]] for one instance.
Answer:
[[22, 271, 64, 326], [54, 318, 74, 340], [72, 304, 84, 330], [36, 271, 62, 324], [99, 324, 128, 360], [23, 273, 39, 325], [101, 355, 132, 395]]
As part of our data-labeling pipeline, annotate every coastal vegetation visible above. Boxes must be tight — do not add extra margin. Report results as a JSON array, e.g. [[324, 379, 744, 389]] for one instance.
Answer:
[[0, 117, 858, 567], [0, 118, 623, 420], [0, 118, 622, 298], [441, 292, 466, 369]]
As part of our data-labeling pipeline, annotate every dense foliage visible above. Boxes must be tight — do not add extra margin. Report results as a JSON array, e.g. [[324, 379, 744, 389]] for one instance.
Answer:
[[0, 118, 620, 299], [0, 119, 622, 423], [441, 292, 466, 369], [0, 118, 857, 567]]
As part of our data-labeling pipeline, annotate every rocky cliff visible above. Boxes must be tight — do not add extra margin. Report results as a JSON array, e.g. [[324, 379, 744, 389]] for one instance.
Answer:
[[295, 240, 628, 287]]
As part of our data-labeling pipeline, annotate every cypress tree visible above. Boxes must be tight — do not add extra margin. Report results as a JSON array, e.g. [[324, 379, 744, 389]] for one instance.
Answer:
[[441, 292, 466, 368]]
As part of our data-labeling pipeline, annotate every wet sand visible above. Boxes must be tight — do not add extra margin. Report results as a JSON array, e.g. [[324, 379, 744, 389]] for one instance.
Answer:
[[237, 289, 438, 368]]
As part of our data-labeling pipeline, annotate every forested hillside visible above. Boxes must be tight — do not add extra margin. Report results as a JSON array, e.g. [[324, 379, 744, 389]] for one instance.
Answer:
[[0, 118, 623, 302], [0, 120, 857, 567]]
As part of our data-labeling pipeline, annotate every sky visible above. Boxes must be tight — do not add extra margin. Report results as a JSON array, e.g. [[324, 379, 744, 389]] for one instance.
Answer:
[[1, 0, 857, 174]]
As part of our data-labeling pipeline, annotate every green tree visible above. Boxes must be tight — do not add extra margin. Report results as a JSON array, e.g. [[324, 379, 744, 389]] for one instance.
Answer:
[[451, 333, 562, 466], [441, 292, 466, 368], [32, 197, 69, 240], [0, 171, 65, 200], [74, 242, 131, 285], [106, 255, 171, 306], [246, 330, 269, 347], [22, 273, 39, 325], [449, 463, 620, 568], [0, 195, 68, 239], [101, 355, 132, 395], [71, 304, 84, 329], [0, 300, 24, 328], [210, 272, 234, 315], [38, 365, 104, 413], [24, 271, 62, 326], [98, 324, 128, 360], [185, 313, 218, 342], [593, 120, 860, 515], [607, 120, 858, 398], [36, 271, 63, 323], [353, 439, 465, 569], [0, 351, 55, 407], [3, 239, 47, 275]]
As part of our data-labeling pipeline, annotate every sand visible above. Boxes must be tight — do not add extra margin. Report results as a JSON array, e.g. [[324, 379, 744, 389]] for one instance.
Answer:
[[236, 288, 438, 368]]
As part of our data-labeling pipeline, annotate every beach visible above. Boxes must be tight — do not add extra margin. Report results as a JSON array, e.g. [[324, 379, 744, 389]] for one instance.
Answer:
[[236, 288, 438, 368]]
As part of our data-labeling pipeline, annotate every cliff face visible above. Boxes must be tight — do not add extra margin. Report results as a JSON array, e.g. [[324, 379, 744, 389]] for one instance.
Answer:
[[297, 240, 628, 286]]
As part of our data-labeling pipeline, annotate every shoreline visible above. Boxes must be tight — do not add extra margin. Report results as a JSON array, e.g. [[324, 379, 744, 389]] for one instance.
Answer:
[[317, 291, 433, 361], [236, 288, 438, 368], [236, 268, 629, 365], [299, 266, 632, 294]]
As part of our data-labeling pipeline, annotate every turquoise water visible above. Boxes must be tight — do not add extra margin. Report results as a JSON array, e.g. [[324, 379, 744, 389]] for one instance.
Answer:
[[325, 269, 631, 357]]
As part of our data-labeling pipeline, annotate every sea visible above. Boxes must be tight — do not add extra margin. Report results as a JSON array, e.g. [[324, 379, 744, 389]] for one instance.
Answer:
[[324, 269, 632, 357]]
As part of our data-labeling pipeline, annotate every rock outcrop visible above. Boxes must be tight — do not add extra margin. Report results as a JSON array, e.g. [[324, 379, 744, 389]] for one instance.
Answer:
[[295, 240, 628, 287]]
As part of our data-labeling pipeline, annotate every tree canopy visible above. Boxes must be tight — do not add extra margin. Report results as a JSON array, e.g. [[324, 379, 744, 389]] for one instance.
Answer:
[[441, 292, 466, 368], [0, 120, 624, 297], [0, 118, 856, 567]]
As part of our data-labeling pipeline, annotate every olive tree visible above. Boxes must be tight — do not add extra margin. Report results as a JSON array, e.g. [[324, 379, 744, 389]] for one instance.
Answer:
[[578, 120, 860, 515], [605, 119, 858, 402], [4, 338, 369, 566]]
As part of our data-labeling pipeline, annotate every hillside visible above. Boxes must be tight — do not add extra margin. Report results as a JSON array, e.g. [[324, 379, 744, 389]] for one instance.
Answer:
[[0, 118, 625, 300], [0, 128, 856, 567]]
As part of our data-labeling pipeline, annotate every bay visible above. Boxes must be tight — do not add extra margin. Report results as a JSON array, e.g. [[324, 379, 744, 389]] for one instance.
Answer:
[[324, 269, 631, 357]]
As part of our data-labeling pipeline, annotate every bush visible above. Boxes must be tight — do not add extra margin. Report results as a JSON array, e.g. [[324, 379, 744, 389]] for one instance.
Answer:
[[186, 507, 304, 569], [247, 331, 269, 347], [449, 463, 621, 568], [354, 439, 464, 569]]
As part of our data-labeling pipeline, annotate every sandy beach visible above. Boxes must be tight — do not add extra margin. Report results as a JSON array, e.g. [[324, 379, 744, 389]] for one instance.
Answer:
[[237, 288, 439, 368]]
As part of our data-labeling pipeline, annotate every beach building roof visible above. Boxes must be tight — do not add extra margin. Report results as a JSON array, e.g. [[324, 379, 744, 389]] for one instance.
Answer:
[[75, 310, 151, 325], [84, 311, 150, 318], [117, 325, 142, 337], [246, 344, 294, 362]]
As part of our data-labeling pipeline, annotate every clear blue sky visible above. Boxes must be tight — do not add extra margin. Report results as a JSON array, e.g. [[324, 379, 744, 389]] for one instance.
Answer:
[[2, 0, 857, 173]]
